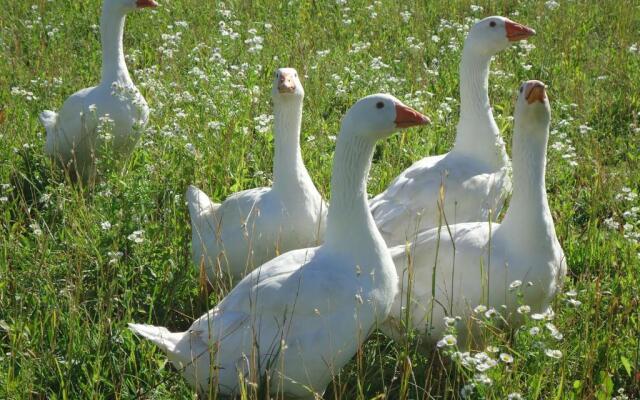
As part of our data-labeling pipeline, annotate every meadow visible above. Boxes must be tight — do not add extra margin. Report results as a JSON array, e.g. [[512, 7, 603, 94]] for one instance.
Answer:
[[1, 0, 639, 398]]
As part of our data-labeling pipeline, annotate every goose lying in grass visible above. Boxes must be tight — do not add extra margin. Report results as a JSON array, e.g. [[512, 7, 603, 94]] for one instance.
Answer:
[[382, 81, 566, 349], [130, 94, 430, 398], [187, 68, 327, 281], [39, 0, 156, 181], [370, 16, 535, 245]]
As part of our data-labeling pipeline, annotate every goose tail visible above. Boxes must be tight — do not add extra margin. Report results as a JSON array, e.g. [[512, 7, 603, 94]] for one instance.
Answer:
[[186, 185, 221, 277], [39, 110, 58, 155], [128, 323, 210, 371], [186, 185, 221, 250], [128, 323, 182, 353], [186, 185, 220, 220]]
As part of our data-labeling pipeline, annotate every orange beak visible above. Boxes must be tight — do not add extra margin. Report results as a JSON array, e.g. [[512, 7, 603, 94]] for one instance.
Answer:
[[394, 103, 431, 128], [277, 73, 296, 93], [505, 19, 536, 41], [525, 81, 546, 104], [136, 0, 158, 8]]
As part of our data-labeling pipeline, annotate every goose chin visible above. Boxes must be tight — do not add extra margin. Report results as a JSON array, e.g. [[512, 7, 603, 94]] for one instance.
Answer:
[[136, 0, 158, 8], [278, 86, 296, 94]]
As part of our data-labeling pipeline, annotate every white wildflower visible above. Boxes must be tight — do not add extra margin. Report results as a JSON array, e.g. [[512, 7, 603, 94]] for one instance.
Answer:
[[444, 316, 456, 327], [30, 222, 43, 236], [517, 305, 531, 314], [567, 298, 582, 307], [486, 345, 499, 353], [500, 353, 514, 363], [437, 334, 457, 348], [531, 313, 546, 321], [473, 304, 487, 314], [544, 349, 563, 359], [545, 0, 560, 10], [127, 230, 145, 244]]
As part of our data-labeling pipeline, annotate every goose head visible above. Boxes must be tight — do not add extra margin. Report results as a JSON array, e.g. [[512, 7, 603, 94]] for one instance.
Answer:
[[515, 80, 550, 134], [466, 16, 535, 56], [341, 94, 430, 141], [105, 0, 158, 13], [271, 68, 304, 102]]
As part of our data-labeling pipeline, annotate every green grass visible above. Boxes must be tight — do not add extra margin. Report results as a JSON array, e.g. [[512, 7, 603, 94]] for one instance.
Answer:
[[1, 0, 639, 398]]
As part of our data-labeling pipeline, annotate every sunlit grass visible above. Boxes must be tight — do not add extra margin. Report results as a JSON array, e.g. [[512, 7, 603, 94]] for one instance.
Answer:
[[1, 0, 639, 398]]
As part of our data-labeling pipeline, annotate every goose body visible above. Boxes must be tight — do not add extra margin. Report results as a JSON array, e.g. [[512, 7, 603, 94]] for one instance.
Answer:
[[370, 16, 535, 245], [130, 94, 430, 398], [382, 81, 566, 349], [40, 0, 155, 180], [187, 68, 327, 281]]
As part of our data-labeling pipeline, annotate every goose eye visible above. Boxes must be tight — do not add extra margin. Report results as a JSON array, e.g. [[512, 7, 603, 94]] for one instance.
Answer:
[[489, 21, 496, 28], [376, 102, 384, 109]]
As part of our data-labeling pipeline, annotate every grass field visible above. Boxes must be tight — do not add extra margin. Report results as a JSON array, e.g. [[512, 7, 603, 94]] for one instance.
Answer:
[[1, 0, 639, 398]]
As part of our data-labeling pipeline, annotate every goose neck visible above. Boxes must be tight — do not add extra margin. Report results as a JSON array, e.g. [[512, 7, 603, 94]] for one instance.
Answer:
[[325, 133, 382, 252], [452, 47, 507, 167], [100, 6, 132, 86], [271, 98, 310, 194], [500, 124, 553, 243]]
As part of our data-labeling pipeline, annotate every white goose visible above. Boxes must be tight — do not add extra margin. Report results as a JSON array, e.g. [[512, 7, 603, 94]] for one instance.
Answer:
[[370, 16, 535, 246], [130, 94, 430, 398], [382, 81, 566, 349], [187, 68, 327, 281], [40, 0, 155, 180]]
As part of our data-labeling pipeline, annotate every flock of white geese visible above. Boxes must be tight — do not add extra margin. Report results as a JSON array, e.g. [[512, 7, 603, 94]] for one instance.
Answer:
[[39, 0, 567, 397]]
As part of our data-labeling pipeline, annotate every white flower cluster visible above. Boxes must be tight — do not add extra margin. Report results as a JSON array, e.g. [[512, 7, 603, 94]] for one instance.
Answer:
[[127, 230, 145, 244], [159, 31, 183, 59], [349, 41, 371, 54], [545, 1, 560, 10], [405, 36, 424, 52], [548, 104, 582, 167], [96, 113, 115, 142], [451, 346, 517, 393], [11, 87, 38, 101], [254, 114, 273, 133], [604, 187, 640, 243], [0, 184, 11, 203], [244, 28, 264, 53]]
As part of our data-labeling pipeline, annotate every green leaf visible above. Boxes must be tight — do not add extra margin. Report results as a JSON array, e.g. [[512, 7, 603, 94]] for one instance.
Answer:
[[621, 356, 632, 377]]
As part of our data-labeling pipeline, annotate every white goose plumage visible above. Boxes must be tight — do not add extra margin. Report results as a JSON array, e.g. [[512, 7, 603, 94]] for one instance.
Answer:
[[370, 16, 536, 246], [39, 0, 155, 180], [382, 81, 567, 349], [187, 68, 327, 281], [130, 94, 430, 398]]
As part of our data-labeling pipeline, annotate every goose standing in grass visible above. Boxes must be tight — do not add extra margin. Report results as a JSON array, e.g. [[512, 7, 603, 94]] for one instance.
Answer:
[[370, 16, 536, 245], [39, 0, 156, 181], [381, 81, 566, 349], [187, 68, 327, 281], [130, 94, 430, 398]]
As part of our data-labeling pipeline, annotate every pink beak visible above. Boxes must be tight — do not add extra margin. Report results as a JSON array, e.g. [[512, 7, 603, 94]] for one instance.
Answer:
[[505, 19, 536, 41], [394, 103, 431, 128], [525, 81, 547, 104], [277, 73, 296, 93]]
